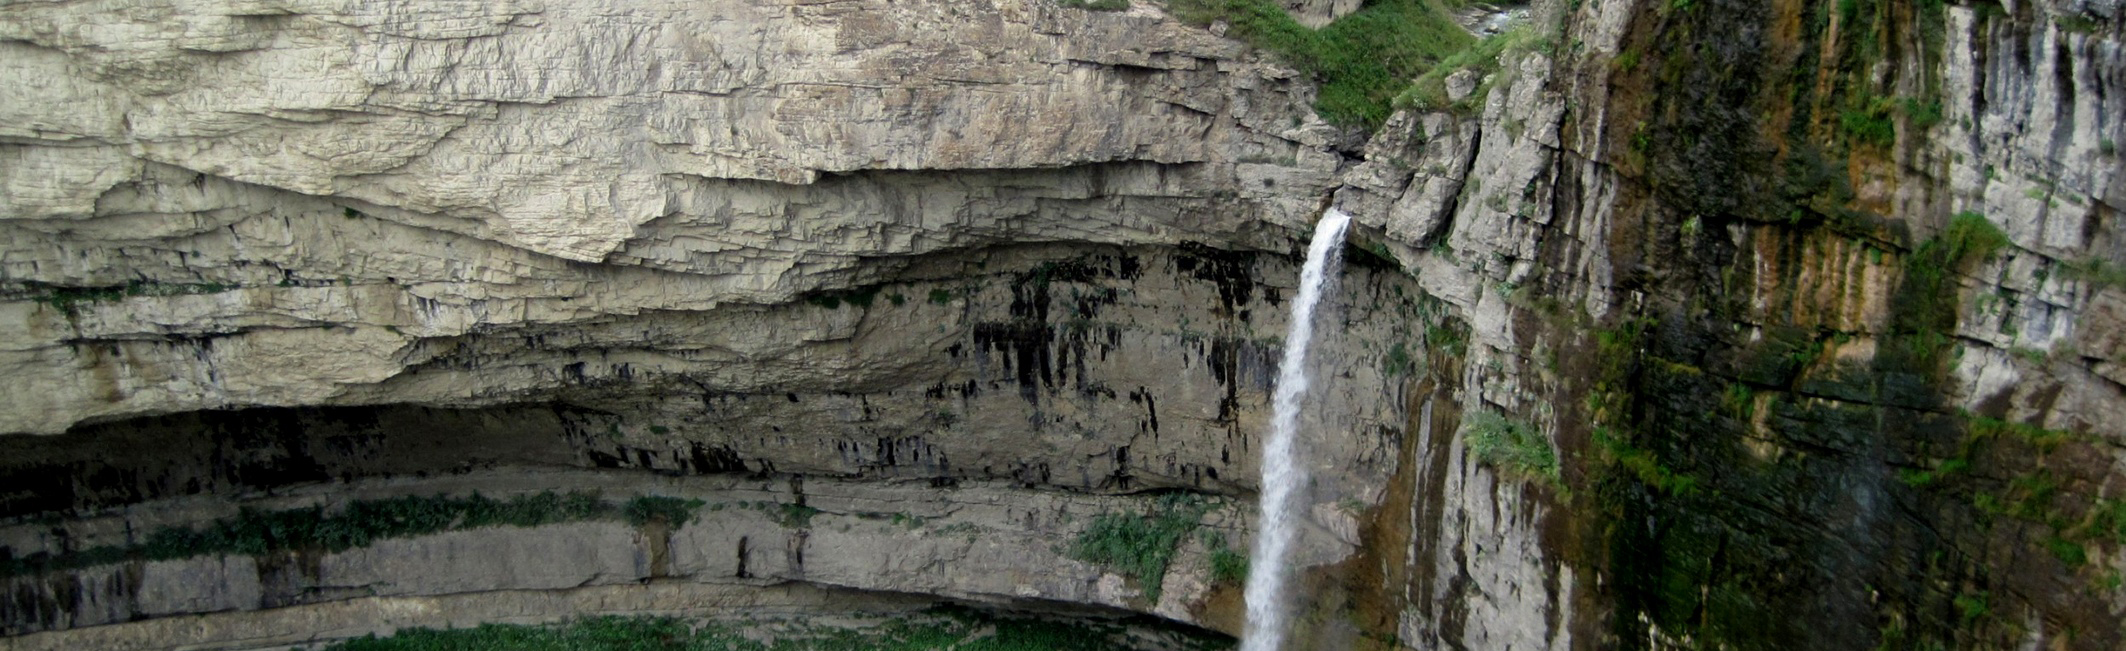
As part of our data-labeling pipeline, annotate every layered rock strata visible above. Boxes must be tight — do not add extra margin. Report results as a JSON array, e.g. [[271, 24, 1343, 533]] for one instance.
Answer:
[[2, 0, 2123, 649]]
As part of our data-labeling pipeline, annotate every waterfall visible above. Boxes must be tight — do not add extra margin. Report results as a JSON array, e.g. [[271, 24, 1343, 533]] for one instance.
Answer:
[[1241, 208, 1352, 651]]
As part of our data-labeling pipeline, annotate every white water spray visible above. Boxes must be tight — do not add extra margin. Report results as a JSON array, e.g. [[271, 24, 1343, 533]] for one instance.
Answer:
[[1241, 208, 1352, 651]]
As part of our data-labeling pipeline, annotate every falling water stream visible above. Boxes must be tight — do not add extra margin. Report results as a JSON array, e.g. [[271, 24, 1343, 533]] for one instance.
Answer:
[[1241, 208, 1353, 651]]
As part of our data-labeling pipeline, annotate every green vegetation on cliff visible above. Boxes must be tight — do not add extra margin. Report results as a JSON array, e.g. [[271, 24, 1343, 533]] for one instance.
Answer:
[[1888, 211, 2008, 367], [1, 492, 702, 578], [1901, 410, 2116, 575], [1397, 24, 1553, 115], [313, 609, 1233, 651], [20, 280, 239, 314], [626, 495, 713, 527], [1823, 0, 1950, 148], [1166, 0, 1472, 127], [1058, 0, 1132, 10], [1206, 532, 1250, 585], [1462, 410, 1560, 488], [1580, 203, 2041, 650], [1066, 494, 1216, 602]]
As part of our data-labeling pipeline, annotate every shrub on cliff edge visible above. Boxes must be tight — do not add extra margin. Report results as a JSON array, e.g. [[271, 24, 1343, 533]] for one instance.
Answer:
[[1167, 0, 1472, 127]]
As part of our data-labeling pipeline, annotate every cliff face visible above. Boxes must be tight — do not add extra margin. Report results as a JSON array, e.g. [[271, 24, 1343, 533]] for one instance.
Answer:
[[2, 0, 2122, 650], [1331, 0, 2126, 648], [1545, 1, 2126, 648], [0, 0, 1350, 435], [1, 0, 1376, 645]]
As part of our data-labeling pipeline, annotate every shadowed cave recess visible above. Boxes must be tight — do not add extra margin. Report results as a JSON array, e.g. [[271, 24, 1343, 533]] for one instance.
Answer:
[[2, 0, 2124, 649]]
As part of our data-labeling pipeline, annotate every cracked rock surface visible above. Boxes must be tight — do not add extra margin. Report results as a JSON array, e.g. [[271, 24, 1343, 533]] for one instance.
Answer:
[[5, 0, 2126, 649]]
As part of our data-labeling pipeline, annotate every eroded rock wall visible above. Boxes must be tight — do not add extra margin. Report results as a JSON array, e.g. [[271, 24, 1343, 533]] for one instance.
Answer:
[[0, 0, 1349, 435], [1322, 0, 2126, 649], [3, 0, 2124, 649], [0, 0, 1416, 646], [0, 469, 1245, 640], [0, 241, 1450, 647]]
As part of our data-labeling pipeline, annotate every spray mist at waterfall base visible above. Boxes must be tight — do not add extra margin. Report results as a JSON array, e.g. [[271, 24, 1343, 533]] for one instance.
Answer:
[[1240, 209, 1353, 651]]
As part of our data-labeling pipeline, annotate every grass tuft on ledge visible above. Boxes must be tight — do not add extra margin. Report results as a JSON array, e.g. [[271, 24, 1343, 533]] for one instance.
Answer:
[[1396, 24, 1552, 116], [1463, 410, 1562, 488], [1066, 494, 1215, 603], [1167, 0, 1473, 128]]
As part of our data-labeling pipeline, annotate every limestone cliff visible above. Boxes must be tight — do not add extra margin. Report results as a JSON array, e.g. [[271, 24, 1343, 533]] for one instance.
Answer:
[[1, 0, 2122, 650], [0, 0, 1351, 436], [1325, 0, 2126, 648]]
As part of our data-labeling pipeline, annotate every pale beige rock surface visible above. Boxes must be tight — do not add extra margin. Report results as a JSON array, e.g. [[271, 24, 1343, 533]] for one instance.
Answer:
[[0, 0, 1342, 436], [0, 472, 1256, 643], [3, 0, 2124, 649]]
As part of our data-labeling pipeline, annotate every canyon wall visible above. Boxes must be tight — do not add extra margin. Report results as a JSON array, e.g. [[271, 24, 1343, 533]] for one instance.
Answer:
[[1, 0, 2121, 650]]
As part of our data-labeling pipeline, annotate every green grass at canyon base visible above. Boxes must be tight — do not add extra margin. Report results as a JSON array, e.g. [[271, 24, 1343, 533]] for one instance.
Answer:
[[307, 609, 1234, 651]]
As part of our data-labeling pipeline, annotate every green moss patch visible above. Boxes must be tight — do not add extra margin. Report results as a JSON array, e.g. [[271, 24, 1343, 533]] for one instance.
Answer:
[[1882, 211, 2008, 370], [2, 491, 701, 578], [19, 280, 239, 314]]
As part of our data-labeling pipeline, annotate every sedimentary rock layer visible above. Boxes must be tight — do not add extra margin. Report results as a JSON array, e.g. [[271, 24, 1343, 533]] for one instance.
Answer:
[[2, 0, 2124, 649]]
